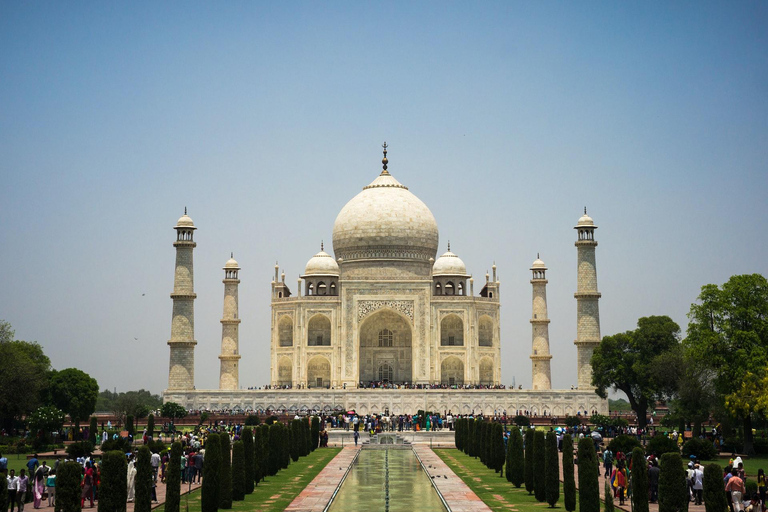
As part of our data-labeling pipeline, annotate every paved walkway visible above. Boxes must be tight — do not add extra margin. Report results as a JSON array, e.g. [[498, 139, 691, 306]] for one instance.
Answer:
[[285, 446, 361, 512], [413, 446, 493, 512]]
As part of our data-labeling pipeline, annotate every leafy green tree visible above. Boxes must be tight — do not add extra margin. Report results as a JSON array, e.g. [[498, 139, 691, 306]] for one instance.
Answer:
[[126, 415, 134, 436], [146, 414, 155, 438], [703, 463, 726, 512], [164, 442, 182, 512], [533, 430, 546, 502], [493, 423, 505, 475], [49, 368, 99, 428], [658, 452, 688, 512], [135, 446, 153, 512], [113, 390, 161, 424], [27, 405, 66, 444], [242, 428, 255, 494], [591, 316, 682, 429], [161, 401, 187, 421], [201, 434, 221, 512], [545, 432, 560, 507], [98, 450, 127, 512], [0, 320, 13, 343], [55, 461, 83, 512], [310, 417, 320, 451], [647, 435, 679, 458], [506, 427, 524, 487], [577, 437, 600, 512], [686, 274, 768, 455], [89, 416, 98, 444], [632, 447, 649, 512], [220, 433, 233, 509], [232, 440, 245, 501], [604, 481, 615, 512], [524, 428, 535, 495], [0, 337, 51, 431], [562, 435, 576, 512]]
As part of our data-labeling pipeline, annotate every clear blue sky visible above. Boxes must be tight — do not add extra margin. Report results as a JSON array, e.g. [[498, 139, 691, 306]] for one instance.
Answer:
[[1, 1, 766, 395]]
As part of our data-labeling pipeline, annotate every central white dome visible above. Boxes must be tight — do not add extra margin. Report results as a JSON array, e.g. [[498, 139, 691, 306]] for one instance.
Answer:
[[332, 171, 439, 262]]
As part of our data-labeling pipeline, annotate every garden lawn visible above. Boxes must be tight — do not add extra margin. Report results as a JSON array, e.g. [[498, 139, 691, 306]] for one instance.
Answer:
[[180, 447, 340, 512], [434, 448, 573, 512]]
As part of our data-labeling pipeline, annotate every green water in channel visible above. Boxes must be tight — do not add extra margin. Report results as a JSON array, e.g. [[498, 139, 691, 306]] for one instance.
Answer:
[[328, 449, 446, 512]]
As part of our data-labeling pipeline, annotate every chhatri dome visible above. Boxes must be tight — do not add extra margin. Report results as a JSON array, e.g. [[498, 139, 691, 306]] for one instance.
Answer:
[[332, 143, 439, 263], [303, 243, 340, 276], [432, 243, 469, 276], [175, 208, 195, 228], [576, 207, 595, 227]]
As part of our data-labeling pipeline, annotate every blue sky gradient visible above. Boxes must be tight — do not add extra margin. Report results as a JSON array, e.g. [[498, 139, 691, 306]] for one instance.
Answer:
[[1, 1, 766, 394]]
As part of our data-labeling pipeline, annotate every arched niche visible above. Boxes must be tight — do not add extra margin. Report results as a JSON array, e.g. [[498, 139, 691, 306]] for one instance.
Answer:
[[440, 314, 464, 346], [359, 309, 412, 384], [278, 316, 293, 347], [440, 356, 464, 386], [307, 314, 331, 346], [479, 357, 494, 385], [307, 355, 331, 388], [478, 315, 493, 346], [277, 357, 292, 386]]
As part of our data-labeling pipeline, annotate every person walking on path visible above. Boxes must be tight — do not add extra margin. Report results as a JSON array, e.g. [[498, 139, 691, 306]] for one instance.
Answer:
[[727, 468, 746, 512], [15, 470, 28, 512], [7, 469, 18, 512], [32, 466, 44, 509], [45, 470, 55, 508], [603, 448, 614, 478], [692, 463, 704, 505]]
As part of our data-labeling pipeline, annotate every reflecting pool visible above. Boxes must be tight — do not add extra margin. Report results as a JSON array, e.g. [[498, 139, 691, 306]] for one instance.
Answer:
[[328, 449, 446, 512]]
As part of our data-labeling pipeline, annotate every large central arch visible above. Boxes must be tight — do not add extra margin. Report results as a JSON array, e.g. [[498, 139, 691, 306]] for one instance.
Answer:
[[359, 309, 412, 384]]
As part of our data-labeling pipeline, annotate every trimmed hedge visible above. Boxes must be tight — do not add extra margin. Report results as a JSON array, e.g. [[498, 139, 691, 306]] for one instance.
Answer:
[[89, 416, 98, 445], [632, 446, 650, 512], [146, 414, 155, 439], [533, 430, 546, 502], [647, 435, 680, 458], [703, 463, 726, 512], [604, 481, 615, 512], [607, 434, 642, 455], [98, 450, 127, 512], [54, 461, 82, 512], [682, 438, 717, 461], [562, 434, 576, 512], [577, 437, 600, 512], [545, 432, 560, 507], [658, 452, 688, 512], [310, 417, 320, 451], [219, 433, 233, 509], [242, 428, 255, 494], [134, 446, 153, 512], [201, 434, 221, 512], [506, 427, 524, 487], [232, 441, 245, 501], [164, 442, 182, 512], [126, 415, 134, 436], [524, 428, 535, 495]]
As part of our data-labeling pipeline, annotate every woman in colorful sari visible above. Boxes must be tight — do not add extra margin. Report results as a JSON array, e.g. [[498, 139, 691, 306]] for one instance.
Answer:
[[32, 466, 45, 509]]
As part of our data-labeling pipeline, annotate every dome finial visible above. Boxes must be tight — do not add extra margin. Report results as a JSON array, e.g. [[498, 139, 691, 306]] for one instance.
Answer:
[[381, 141, 389, 175], [584, 206, 587, 215], [537, 252, 540, 259], [321, 240, 324, 251], [231, 252, 233, 258], [184, 206, 187, 215], [447, 240, 450, 252]]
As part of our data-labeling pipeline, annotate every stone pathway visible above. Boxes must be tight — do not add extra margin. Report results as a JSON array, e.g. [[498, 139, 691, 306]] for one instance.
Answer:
[[285, 446, 361, 512], [413, 446, 493, 512]]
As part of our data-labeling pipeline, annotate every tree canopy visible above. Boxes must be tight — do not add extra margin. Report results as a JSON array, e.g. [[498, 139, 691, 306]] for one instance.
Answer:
[[161, 401, 188, 420], [50, 368, 99, 423], [0, 335, 51, 430], [591, 315, 681, 429]]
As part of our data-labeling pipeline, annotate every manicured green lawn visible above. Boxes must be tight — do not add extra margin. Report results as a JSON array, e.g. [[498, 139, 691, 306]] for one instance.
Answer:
[[434, 448, 573, 512], [181, 448, 341, 512]]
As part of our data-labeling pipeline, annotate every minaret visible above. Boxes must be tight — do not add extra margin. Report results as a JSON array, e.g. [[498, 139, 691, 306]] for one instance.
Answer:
[[167, 209, 197, 390], [530, 254, 552, 390], [574, 208, 601, 389], [219, 254, 241, 390]]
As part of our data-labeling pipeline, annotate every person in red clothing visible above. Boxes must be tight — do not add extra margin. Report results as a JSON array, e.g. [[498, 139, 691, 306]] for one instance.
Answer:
[[80, 462, 94, 508]]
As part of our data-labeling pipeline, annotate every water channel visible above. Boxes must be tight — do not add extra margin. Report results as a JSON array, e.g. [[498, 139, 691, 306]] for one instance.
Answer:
[[327, 448, 447, 512]]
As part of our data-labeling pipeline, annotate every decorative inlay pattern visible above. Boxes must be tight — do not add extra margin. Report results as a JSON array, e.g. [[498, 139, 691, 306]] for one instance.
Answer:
[[357, 300, 414, 322]]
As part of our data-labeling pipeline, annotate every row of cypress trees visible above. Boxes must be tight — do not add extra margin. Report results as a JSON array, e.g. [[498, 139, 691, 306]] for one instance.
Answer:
[[458, 421, 723, 512]]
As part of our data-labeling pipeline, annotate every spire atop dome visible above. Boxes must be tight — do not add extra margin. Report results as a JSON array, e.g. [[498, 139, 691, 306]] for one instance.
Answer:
[[321, 240, 324, 251], [381, 141, 389, 175], [447, 241, 451, 251]]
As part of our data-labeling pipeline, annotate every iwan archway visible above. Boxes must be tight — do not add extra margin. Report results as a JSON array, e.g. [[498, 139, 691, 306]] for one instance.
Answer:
[[359, 309, 412, 384]]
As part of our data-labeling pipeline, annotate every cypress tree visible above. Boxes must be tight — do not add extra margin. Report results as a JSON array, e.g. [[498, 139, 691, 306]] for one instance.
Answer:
[[524, 428, 535, 495], [98, 450, 127, 512], [545, 432, 560, 507], [252, 426, 263, 483], [658, 452, 688, 512], [467, 420, 475, 457], [493, 423, 505, 475], [577, 437, 600, 512], [562, 435, 576, 512], [134, 446, 153, 512], [310, 417, 320, 450], [703, 463, 726, 512], [164, 442, 182, 512], [632, 447, 650, 512], [478, 421, 485, 464], [506, 427, 525, 487], [533, 430, 547, 502], [201, 434, 221, 512], [89, 416, 98, 445], [454, 418, 462, 451], [260, 425, 270, 478], [54, 461, 83, 512], [282, 423, 291, 468], [268, 423, 281, 476], [605, 481, 615, 512], [231, 441, 245, 501], [242, 428, 255, 494], [219, 433, 233, 509], [290, 420, 301, 462], [147, 414, 155, 439], [126, 415, 134, 437], [302, 417, 311, 456]]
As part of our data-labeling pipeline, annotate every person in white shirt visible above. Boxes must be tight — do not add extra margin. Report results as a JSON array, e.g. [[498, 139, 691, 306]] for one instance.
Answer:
[[7, 470, 18, 512]]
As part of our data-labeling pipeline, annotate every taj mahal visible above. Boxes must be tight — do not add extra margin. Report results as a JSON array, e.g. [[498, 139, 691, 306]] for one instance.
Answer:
[[162, 145, 608, 417]]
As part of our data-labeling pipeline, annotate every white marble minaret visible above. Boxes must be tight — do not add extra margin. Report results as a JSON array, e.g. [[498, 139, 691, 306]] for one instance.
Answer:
[[574, 208, 601, 389], [218, 254, 241, 390], [530, 255, 552, 390], [167, 209, 197, 390]]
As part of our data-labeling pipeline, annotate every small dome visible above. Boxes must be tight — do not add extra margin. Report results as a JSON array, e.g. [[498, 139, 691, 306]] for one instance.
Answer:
[[224, 256, 240, 269], [432, 249, 468, 277], [176, 213, 195, 228], [576, 208, 595, 228], [531, 257, 547, 270], [304, 249, 340, 276]]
